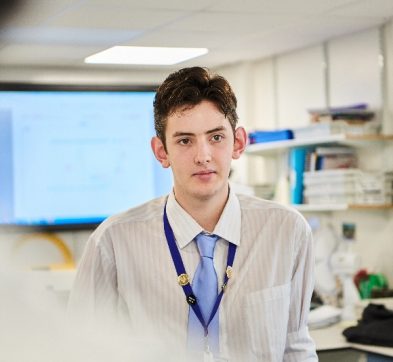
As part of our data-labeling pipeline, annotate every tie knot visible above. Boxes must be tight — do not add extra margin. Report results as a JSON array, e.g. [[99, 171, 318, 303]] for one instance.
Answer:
[[196, 232, 218, 258]]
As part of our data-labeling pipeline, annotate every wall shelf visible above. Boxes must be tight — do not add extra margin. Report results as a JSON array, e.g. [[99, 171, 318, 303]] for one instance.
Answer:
[[246, 133, 393, 213], [246, 134, 393, 157], [293, 204, 393, 212]]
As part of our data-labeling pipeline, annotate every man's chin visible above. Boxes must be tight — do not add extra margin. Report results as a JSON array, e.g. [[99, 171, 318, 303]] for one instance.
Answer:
[[190, 184, 227, 202], [188, 186, 216, 201]]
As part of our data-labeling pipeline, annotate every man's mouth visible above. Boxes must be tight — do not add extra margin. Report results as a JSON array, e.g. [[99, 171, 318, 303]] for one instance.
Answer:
[[193, 170, 216, 176]]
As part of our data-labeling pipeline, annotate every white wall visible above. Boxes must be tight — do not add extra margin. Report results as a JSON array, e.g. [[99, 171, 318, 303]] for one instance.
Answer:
[[276, 45, 326, 128], [328, 28, 381, 111], [215, 22, 393, 287]]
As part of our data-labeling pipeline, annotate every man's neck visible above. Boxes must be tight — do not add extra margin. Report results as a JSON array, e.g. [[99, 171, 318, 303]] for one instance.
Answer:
[[174, 187, 229, 233]]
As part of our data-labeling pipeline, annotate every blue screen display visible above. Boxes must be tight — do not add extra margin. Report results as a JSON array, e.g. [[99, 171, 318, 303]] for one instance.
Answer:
[[0, 88, 173, 228]]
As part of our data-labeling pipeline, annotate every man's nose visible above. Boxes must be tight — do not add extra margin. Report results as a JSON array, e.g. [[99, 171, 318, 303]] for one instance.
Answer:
[[194, 141, 212, 165]]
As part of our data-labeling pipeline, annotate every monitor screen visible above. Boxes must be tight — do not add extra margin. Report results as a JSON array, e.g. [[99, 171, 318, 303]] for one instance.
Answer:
[[0, 84, 173, 229]]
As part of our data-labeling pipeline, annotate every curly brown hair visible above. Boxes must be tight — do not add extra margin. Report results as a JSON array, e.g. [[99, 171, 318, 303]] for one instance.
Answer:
[[153, 67, 238, 149]]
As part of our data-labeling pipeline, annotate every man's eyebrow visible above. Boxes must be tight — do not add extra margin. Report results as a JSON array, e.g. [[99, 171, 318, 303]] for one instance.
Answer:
[[206, 126, 226, 134], [172, 126, 227, 138], [172, 131, 194, 138]]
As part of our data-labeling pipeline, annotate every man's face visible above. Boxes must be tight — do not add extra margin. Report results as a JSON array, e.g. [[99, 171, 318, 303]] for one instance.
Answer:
[[152, 100, 246, 204]]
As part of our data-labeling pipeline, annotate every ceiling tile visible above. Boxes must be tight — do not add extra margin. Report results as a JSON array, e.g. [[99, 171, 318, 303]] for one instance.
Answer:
[[127, 30, 242, 49], [290, 15, 386, 41], [207, 0, 361, 14], [164, 12, 305, 36], [0, 44, 103, 66], [326, 0, 393, 18], [0, 27, 141, 46], [45, 3, 188, 30], [85, 0, 218, 11]]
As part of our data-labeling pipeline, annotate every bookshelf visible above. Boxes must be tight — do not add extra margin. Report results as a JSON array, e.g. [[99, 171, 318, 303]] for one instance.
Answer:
[[245, 133, 393, 211]]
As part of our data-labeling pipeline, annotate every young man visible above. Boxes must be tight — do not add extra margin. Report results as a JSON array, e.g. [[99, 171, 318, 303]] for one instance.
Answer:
[[69, 67, 317, 361]]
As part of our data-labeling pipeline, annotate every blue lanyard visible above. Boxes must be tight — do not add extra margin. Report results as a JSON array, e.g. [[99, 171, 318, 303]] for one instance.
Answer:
[[163, 203, 237, 336]]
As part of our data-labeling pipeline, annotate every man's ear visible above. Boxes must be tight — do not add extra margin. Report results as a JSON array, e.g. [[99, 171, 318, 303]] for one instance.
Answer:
[[151, 137, 170, 168], [232, 127, 247, 160]]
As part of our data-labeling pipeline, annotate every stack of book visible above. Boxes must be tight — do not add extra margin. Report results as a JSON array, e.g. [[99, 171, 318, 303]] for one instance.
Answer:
[[289, 146, 357, 204], [308, 146, 357, 171], [308, 103, 375, 123], [293, 103, 380, 139], [303, 169, 393, 205]]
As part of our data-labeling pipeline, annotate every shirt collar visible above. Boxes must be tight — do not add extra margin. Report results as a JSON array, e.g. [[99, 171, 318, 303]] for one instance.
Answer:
[[166, 188, 241, 249]]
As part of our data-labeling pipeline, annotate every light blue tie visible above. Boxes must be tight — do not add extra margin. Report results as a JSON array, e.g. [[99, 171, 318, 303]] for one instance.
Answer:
[[187, 232, 219, 355]]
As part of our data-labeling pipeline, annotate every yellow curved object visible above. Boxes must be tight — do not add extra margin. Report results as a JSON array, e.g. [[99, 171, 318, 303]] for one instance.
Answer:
[[13, 232, 75, 270]]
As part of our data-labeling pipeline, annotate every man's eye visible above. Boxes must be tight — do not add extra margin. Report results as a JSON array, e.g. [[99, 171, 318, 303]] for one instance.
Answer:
[[178, 138, 190, 145], [212, 134, 223, 142]]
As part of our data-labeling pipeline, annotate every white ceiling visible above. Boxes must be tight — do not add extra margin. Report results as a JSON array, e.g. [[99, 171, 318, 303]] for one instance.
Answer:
[[0, 0, 392, 71]]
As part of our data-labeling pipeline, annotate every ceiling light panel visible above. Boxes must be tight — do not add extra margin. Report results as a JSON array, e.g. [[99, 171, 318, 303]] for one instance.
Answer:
[[85, 46, 208, 65]]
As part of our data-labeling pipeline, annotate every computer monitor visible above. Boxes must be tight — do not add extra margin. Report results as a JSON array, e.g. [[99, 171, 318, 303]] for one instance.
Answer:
[[0, 84, 173, 230]]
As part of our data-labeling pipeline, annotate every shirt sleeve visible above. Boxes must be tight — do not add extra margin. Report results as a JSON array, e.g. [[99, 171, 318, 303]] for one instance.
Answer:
[[67, 230, 119, 326], [283, 216, 318, 361]]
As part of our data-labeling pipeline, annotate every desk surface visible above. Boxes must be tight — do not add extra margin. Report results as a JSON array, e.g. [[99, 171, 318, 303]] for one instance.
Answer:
[[310, 316, 393, 357], [310, 298, 393, 357], [310, 323, 393, 357]]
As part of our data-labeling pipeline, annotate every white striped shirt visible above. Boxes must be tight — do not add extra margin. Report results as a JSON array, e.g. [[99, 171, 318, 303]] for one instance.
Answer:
[[68, 190, 317, 361]]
